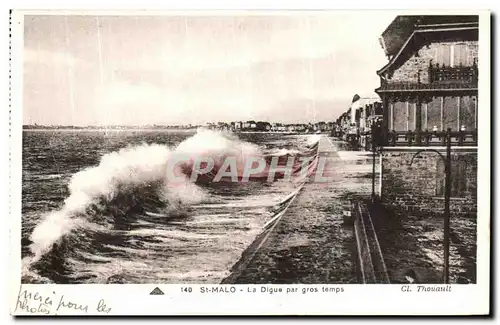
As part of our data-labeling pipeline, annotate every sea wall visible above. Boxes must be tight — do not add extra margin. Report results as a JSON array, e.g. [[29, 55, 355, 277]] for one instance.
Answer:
[[381, 148, 477, 217]]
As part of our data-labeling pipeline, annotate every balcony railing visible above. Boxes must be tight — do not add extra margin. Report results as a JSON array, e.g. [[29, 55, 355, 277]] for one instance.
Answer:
[[428, 61, 478, 84], [377, 81, 477, 91], [377, 60, 478, 92], [385, 130, 477, 147]]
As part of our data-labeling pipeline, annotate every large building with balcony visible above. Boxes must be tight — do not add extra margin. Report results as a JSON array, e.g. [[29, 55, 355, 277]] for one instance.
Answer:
[[372, 15, 479, 284], [375, 15, 478, 216]]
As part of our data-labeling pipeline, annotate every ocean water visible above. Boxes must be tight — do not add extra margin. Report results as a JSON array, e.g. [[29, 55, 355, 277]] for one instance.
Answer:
[[21, 129, 320, 284]]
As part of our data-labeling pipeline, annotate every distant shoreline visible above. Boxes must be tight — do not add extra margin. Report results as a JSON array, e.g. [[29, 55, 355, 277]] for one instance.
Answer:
[[22, 126, 330, 135], [22, 126, 199, 132]]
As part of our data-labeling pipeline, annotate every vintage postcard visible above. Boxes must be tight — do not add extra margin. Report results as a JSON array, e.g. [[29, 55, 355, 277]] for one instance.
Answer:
[[9, 9, 491, 316]]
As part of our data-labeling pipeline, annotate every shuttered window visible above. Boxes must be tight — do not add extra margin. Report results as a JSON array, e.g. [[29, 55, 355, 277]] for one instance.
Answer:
[[436, 44, 451, 66], [453, 43, 468, 67], [436, 43, 469, 67]]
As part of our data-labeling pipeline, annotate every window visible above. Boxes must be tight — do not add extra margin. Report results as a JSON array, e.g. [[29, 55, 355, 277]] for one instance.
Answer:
[[426, 97, 442, 131], [393, 101, 407, 131], [408, 102, 416, 131], [389, 102, 394, 130], [436, 43, 469, 67], [453, 44, 468, 66], [421, 103, 428, 131], [423, 96, 476, 133], [436, 157, 468, 197], [443, 97, 459, 131], [436, 44, 451, 66], [460, 96, 477, 131]]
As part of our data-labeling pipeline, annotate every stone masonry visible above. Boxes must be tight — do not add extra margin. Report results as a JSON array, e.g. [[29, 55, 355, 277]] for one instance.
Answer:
[[381, 149, 477, 217], [388, 41, 478, 84]]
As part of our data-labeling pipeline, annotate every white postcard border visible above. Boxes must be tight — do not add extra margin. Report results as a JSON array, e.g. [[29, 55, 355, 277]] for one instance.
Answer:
[[8, 9, 491, 316]]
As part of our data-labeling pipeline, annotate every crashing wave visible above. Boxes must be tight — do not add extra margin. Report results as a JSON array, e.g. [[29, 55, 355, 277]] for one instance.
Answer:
[[27, 129, 320, 266]]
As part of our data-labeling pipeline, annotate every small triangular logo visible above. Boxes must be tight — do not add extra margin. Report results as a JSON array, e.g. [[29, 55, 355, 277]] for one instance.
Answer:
[[150, 287, 164, 295]]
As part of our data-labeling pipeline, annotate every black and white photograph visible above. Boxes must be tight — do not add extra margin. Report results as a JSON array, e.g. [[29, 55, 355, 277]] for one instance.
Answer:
[[9, 9, 490, 316]]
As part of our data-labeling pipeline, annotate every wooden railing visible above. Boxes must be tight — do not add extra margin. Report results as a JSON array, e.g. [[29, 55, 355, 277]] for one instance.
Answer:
[[429, 61, 478, 84], [378, 81, 477, 91], [385, 129, 478, 147], [377, 61, 478, 92]]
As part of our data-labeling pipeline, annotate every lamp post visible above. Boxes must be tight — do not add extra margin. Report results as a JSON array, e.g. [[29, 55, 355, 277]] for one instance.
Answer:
[[371, 119, 383, 202], [371, 122, 377, 201], [409, 128, 452, 283]]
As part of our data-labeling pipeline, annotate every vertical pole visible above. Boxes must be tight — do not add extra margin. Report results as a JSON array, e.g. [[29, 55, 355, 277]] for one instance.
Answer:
[[382, 94, 389, 146], [443, 128, 452, 283], [371, 123, 376, 201], [415, 95, 422, 145]]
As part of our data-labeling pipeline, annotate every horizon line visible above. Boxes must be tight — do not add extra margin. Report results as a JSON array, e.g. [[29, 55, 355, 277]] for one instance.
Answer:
[[22, 121, 337, 127]]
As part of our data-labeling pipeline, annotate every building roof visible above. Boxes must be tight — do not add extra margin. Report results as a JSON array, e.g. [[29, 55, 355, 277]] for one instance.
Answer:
[[380, 15, 479, 57], [377, 15, 478, 75], [351, 97, 379, 108]]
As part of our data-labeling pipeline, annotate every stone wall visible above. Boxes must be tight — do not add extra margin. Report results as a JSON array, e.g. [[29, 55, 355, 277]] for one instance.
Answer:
[[389, 41, 479, 84], [381, 149, 477, 216]]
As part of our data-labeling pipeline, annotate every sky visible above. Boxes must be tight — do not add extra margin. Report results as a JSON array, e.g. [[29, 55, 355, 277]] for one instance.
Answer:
[[23, 12, 395, 126]]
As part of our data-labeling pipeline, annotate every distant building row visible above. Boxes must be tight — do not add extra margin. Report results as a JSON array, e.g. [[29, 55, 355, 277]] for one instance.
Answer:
[[333, 97, 383, 150], [206, 121, 335, 133]]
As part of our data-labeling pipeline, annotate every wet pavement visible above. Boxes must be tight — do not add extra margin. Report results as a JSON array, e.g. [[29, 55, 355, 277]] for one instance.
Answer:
[[375, 200, 477, 284], [223, 135, 476, 284], [223, 136, 377, 284]]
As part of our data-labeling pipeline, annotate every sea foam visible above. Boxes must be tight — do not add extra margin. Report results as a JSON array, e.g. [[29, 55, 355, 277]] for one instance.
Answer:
[[29, 129, 261, 261]]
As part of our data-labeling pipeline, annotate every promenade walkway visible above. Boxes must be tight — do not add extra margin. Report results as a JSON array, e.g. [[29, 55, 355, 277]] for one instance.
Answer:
[[223, 136, 378, 284]]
